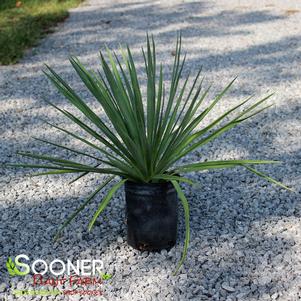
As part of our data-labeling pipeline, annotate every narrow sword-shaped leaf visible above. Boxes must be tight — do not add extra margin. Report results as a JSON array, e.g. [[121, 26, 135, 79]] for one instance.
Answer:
[[54, 176, 115, 241], [171, 180, 190, 275], [68, 163, 101, 185], [33, 137, 103, 162], [46, 100, 132, 164], [17, 151, 101, 169], [242, 165, 293, 191], [161, 95, 274, 171], [6, 162, 122, 176], [88, 179, 127, 231], [175, 160, 280, 173]]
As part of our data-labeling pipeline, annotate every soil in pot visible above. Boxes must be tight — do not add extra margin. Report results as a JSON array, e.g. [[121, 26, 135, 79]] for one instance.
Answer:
[[124, 180, 178, 252]]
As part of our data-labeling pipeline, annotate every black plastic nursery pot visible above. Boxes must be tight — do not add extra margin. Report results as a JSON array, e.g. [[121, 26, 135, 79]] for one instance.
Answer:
[[124, 180, 178, 251]]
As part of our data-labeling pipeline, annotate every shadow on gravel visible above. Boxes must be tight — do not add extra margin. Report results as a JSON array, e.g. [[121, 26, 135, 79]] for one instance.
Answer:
[[0, 102, 300, 299], [0, 1, 299, 111], [52, 1, 285, 43]]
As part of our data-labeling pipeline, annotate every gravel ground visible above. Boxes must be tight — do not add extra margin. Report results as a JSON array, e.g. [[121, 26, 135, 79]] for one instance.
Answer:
[[0, 0, 301, 300]]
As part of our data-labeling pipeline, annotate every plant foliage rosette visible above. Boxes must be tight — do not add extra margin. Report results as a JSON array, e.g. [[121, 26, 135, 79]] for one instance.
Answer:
[[8, 35, 291, 274]]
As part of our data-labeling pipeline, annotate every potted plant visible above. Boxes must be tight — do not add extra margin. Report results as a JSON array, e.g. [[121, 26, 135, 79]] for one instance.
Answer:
[[7, 35, 291, 274]]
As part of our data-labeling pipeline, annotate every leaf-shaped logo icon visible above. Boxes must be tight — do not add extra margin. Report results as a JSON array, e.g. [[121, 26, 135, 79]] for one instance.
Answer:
[[6, 257, 17, 276], [6, 257, 26, 276], [100, 273, 112, 280]]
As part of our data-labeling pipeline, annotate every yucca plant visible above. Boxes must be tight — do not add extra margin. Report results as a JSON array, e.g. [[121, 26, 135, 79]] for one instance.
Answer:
[[8, 34, 291, 275]]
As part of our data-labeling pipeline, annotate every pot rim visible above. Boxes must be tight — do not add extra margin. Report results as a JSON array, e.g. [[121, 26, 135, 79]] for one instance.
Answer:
[[123, 172, 180, 187], [125, 179, 173, 187], [124, 179, 176, 196]]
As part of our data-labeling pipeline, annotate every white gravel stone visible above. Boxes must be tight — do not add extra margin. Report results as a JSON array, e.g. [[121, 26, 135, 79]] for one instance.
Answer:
[[117, 236, 124, 244], [221, 283, 236, 293], [0, 283, 7, 293]]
